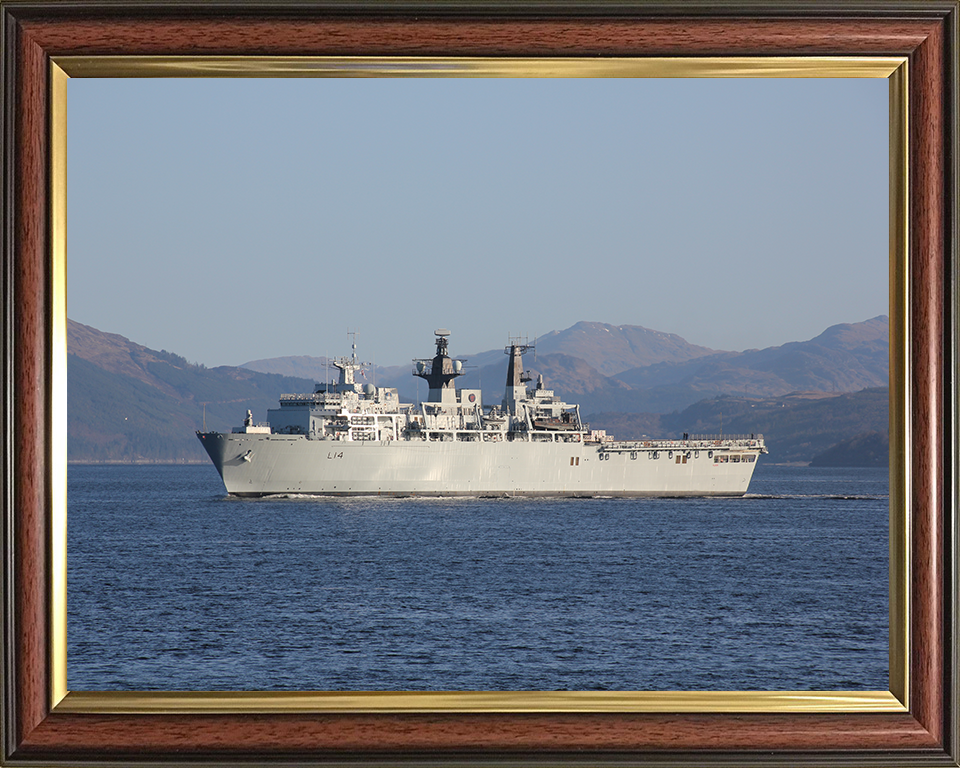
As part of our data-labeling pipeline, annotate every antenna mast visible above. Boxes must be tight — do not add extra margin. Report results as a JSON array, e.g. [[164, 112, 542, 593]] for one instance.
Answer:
[[347, 329, 358, 363]]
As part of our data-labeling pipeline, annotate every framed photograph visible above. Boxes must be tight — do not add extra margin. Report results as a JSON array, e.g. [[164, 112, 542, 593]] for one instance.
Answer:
[[2, 2, 956, 765]]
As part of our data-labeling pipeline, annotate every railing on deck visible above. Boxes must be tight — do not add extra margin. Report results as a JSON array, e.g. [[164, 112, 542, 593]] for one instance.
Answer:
[[601, 434, 765, 452]]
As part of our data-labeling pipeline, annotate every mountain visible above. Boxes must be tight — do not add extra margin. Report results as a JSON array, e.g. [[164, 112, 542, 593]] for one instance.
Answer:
[[68, 320, 315, 462], [810, 431, 889, 468], [240, 320, 718, 405], [69, 316, 889, 463], [611, 316, 889, 412], [241, 317, 888, 416], [533, 321, 719, 375], [240, 354, 334, 380], [585, 388, 889, 465], [453, 317, 888, 414]]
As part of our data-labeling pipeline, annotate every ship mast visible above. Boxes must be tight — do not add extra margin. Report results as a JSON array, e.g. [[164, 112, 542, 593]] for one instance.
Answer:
[[412, 329, 465, 404], [331, 330, 365, 393], [502, 336, 533, 415]]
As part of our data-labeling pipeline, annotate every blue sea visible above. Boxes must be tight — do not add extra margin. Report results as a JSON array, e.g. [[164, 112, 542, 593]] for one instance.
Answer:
[[67, 463, 888, 692]]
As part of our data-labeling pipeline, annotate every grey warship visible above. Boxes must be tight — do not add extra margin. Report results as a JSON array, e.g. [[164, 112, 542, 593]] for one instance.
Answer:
[[197, 330, 766, 497]]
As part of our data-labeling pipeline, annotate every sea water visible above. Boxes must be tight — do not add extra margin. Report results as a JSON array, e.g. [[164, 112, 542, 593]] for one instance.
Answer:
[[67, 462, 888, 691]]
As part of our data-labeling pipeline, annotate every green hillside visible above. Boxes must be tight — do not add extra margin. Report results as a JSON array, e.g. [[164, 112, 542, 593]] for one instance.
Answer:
[[810, 431, 889, 468], [68, 353, 314, 462], [69, 318, 889, 464], [586, 388, 889, 465]]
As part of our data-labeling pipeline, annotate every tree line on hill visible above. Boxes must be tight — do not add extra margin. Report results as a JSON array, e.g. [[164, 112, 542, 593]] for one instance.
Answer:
[[67, 317, 890, 466]]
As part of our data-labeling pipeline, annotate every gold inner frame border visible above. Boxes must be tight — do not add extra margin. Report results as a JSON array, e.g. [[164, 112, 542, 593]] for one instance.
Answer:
[[49, 55, 909, 716]]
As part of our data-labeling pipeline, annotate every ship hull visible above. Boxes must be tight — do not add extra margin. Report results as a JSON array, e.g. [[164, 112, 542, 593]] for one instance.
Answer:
[[197, 432, 761, 498]]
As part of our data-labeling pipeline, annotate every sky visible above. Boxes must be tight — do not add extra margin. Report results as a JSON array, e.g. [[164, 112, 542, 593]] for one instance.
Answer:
[[67, 76, 888, 368]]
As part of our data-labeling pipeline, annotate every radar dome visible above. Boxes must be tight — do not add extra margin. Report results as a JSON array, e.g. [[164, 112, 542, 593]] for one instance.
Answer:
[[453, 360, 463, 373], [363, 383, 375, 396]]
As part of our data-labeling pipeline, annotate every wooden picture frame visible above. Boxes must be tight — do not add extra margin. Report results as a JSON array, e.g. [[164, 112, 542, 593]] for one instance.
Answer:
[[2, 2, 957, 765]]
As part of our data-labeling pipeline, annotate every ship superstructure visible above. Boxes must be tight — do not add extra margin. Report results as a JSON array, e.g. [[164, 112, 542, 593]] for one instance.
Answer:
[[197, 330, 766, 497]]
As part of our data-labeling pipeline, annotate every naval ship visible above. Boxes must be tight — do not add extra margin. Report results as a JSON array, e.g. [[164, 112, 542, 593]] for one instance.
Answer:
[[197, 330, 766, 497]]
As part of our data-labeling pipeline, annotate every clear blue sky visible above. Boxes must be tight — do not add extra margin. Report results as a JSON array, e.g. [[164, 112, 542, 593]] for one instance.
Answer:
[[68, 77, 888, 368]]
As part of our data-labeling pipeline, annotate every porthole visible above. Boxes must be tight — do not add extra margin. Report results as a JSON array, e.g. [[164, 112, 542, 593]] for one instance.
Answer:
[[668, 451, 673, 459]]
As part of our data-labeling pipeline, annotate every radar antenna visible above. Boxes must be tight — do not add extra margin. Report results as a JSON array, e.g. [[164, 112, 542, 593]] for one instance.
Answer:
[[347, 329, 358, 363], [434, 328, 451, 357]]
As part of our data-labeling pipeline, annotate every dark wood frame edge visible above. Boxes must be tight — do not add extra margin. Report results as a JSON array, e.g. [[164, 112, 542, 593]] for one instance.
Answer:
[[0, 0, 958, 19], [1, 3, 957, 765]]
